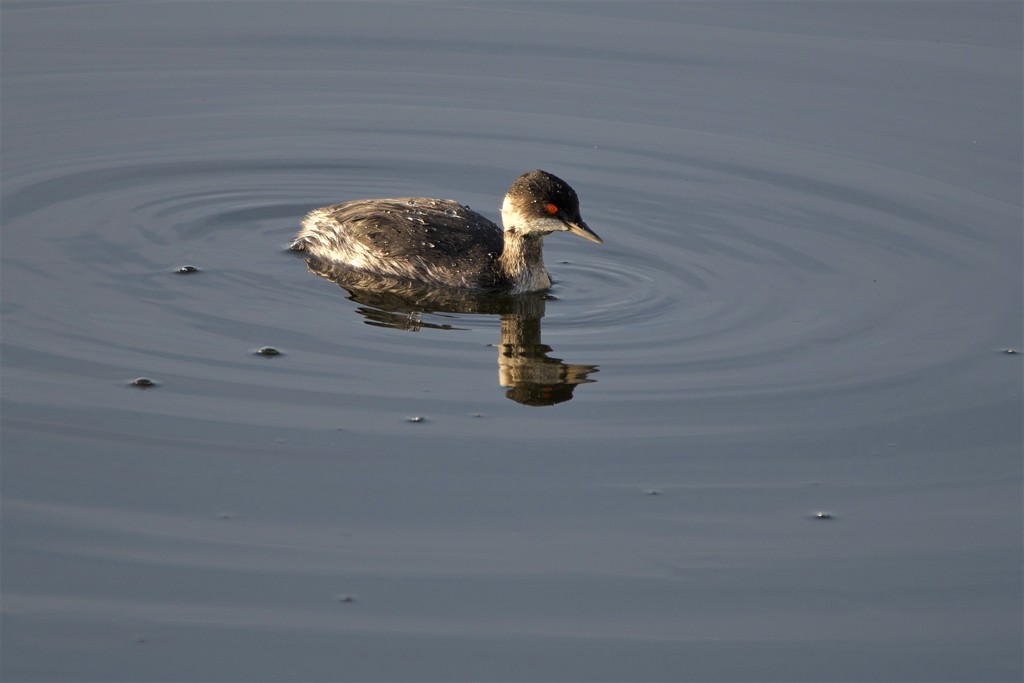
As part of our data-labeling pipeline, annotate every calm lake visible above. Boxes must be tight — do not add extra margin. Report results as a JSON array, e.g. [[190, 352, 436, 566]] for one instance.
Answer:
[[2, 1, 1021, 681]]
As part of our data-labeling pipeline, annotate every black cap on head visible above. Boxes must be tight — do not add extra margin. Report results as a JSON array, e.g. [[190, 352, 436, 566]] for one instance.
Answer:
[[508, 170, 602, 243]]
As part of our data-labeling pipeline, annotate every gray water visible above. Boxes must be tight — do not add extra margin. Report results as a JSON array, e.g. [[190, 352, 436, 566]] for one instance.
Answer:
[[2, 1, 1021, 681]]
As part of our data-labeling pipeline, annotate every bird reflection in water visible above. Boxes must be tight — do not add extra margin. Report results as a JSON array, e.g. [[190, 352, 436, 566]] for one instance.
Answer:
[[303, 260, 598, 406]]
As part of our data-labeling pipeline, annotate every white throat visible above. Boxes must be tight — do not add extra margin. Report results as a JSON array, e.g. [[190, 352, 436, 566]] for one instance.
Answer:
[[500, 194, 517, 231]]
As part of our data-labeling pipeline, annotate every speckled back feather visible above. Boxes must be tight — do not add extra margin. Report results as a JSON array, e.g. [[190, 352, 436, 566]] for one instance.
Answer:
[[294, 198, 508, 290]]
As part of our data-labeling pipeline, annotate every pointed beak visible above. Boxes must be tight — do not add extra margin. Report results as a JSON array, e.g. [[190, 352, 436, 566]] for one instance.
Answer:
[[563, 219, 603, 244]]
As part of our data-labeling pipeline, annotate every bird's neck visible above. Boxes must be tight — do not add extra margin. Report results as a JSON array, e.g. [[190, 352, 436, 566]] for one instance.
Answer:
[[499, 229, 550, 293]]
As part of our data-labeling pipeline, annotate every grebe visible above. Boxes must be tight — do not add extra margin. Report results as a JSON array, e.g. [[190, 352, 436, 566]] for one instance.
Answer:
[[291, 170, 601, 293]]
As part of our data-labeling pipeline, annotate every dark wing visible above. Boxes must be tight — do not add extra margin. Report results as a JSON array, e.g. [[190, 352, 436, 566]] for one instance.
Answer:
[[321, 198, 504, 262]]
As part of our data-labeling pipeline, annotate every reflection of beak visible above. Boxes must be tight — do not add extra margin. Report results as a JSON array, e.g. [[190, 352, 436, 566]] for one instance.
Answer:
[[564, 219, 603, 244]]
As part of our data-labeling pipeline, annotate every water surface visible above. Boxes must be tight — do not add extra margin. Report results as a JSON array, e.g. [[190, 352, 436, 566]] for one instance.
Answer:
[[2, 1, 1021, 681]]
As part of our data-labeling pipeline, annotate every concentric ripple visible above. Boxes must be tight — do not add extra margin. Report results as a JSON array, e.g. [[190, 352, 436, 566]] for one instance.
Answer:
[[3, 135, 1015, 437]]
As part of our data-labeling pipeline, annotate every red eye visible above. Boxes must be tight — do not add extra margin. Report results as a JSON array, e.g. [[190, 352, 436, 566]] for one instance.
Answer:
[[544, 203, 559, 215]]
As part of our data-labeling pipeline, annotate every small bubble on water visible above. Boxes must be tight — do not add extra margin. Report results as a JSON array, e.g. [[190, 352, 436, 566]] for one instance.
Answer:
[[130, 377, 156, 388], [255, 346, 282, 356], [176, 265, 199, 274]]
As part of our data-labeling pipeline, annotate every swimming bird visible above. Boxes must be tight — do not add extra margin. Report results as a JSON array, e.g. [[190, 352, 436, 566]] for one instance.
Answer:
[[291, 170, 601, 293]]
